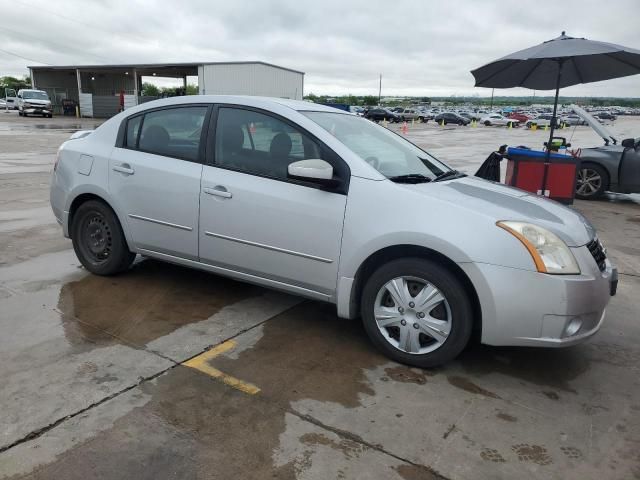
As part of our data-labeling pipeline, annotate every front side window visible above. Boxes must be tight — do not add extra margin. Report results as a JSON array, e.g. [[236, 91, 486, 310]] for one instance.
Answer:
[[214, 107, 324, 180], [303, 111, 450, 180], [137, 106, 207, 161]]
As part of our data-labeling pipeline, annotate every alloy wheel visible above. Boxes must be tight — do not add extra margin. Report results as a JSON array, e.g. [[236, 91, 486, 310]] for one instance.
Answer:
[[374, 276, 452, 355], [576, 168, 602, 196]]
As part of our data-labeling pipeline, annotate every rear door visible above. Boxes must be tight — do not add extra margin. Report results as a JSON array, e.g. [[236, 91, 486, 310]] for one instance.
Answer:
[[110, 105, 210, 260]]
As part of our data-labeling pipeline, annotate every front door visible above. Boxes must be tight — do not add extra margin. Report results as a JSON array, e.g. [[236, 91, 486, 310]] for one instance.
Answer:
[[109, 105, 209, 260], [199, 106, 349, 296]]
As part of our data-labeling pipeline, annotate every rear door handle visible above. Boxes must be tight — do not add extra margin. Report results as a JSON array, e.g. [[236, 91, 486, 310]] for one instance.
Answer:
[[203, 186, 232, 199], [113, 164, 135, 175]]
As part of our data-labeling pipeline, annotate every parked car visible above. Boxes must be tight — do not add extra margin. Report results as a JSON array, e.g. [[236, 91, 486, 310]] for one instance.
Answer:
[[570, 105, 640, 199], [507, 112, 531, 123], [397, 108, 430, 123], [3, 88, 17, 110], [50, 96, 617, 367], [595, 112, 617, 121], [434, 112, 470, 125], [17, 89, 53, 117], [365, 108, 400, 123], [561, 114, 587, 126], [349, 106, 364, 116], [481, 114, 519, 127], [525, 115, 559, 129]]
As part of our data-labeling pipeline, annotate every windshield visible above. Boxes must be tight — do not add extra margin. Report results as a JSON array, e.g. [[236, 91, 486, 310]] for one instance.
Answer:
[[23, 91, 49, 100], [303, 112, 450, 179]]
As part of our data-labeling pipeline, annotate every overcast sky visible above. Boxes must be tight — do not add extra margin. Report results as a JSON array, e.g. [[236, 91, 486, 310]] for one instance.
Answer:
[[1, 0, 639, 97]]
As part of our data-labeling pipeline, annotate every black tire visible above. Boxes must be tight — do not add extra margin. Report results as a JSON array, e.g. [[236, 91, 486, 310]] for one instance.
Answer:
[[361, 258, 474, 368], [576, 163, 609, 200], [484, 120, 491, 126], [71, 200, 135, 275]]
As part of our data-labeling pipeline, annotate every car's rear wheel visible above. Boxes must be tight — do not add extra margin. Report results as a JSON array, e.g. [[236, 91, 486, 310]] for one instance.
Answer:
[[71, 200, 135, 275], [576, 164, 608, 199], [484, 120, 491, 126], [361, 258, 473, 368]]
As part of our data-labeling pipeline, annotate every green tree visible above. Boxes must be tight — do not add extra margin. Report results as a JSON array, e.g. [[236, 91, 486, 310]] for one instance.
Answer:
[[141, 82, 160, 96], [0, 75, 31, 90], [186, 84, 198, 95]]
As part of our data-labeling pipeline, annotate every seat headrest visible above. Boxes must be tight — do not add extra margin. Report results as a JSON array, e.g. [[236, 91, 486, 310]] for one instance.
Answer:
[[270, 133, 292, 158], [140, 125, 170, 152]]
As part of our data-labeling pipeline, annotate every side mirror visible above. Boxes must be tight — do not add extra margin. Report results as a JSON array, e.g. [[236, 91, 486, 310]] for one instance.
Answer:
[[621, 138, 635, 149], [288, 159, 339, 187]]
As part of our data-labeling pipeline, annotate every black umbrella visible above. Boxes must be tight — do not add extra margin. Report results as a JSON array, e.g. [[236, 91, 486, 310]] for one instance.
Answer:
[[471, 32, 640, 194]]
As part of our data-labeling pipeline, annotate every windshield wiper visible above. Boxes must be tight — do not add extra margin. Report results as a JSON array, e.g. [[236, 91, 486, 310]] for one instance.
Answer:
[[387, 174, 432, 184], [433, 169, 465, 182]]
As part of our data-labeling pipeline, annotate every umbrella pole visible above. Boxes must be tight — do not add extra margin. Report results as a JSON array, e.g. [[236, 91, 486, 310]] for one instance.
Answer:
[[541, 60, 564, 197]]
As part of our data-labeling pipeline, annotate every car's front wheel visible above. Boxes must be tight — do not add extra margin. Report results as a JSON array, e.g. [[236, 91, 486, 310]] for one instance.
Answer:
[[71, 200, 136, 275], [484, 120, 491, 126], [361, 258, 473, 368], [576, 164, 608, 199]]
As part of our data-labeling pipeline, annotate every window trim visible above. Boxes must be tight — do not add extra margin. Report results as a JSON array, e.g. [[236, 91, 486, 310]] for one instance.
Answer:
[[206, 104, 351, 195], [115, 104, 213, 164]]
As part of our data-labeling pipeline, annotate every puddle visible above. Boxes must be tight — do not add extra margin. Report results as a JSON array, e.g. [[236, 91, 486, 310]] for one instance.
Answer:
[[454, 344, 590, 393], [210, 302, 386, 408], [57, 259, 263, 347]]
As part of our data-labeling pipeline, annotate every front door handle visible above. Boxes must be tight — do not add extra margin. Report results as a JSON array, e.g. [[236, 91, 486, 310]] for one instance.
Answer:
[[203, 186, 232, 199], [113, 163, 135, 175]]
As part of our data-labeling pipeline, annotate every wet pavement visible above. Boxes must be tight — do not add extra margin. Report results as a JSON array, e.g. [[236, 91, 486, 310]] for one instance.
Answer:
[[1, 112, 639, 479]]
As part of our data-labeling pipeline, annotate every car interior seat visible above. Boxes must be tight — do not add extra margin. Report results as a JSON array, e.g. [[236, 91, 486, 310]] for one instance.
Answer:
[[269, 133, 293, 177], [140, 125, 170, 154]]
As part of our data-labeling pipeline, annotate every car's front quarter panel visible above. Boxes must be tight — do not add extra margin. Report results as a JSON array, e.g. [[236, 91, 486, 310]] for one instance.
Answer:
[[336, 176, 541, 317]]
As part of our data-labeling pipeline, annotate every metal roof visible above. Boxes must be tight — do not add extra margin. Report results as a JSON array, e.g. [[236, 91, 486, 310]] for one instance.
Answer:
[[28, 61, 304, 76]]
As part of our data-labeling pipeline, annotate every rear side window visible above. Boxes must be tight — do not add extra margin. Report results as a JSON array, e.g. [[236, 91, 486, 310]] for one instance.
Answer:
[[128, 106, 208, 162], [125, 115, 142, 148]]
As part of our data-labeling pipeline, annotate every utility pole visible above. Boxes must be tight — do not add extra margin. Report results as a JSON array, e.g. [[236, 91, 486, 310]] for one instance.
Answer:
[[378, 74, 382, 105], [490, 88, 494, 110]]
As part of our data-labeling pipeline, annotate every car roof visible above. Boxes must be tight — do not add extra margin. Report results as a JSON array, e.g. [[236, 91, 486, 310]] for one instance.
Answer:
[[129, 95, 344, 114]]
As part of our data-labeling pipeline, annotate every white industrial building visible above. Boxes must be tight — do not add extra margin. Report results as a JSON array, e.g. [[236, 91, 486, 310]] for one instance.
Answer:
[[29, 61, 304, 117]]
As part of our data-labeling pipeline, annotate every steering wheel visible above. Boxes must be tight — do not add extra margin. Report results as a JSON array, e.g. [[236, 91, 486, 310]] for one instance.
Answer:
[[365, 156, 380, 169]]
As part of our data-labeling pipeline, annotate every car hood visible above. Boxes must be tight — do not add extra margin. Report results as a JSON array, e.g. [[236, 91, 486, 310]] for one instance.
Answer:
[[570, 104, 617, 146], [401, 176, 595, 247]]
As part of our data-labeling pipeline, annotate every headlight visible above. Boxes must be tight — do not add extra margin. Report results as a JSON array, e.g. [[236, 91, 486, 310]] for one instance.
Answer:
[[497, 221, 580, 274]]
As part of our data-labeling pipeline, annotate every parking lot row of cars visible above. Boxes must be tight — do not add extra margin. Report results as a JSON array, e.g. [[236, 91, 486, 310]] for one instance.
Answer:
[[351, 104, 632, 129]]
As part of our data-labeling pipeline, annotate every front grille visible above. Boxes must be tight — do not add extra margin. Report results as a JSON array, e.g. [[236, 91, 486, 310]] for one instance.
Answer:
[[587, 238, 607, 271]]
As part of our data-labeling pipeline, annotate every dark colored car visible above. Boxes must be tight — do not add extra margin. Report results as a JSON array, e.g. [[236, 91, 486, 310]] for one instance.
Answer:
[[434, 112, 470, 126], [595, 112, 617, 121], [570, 106, 640, 199], [365, 108, 400, 123]]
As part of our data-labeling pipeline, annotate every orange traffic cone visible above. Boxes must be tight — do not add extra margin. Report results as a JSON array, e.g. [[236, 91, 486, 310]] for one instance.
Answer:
[[401, 121, 408, 134]]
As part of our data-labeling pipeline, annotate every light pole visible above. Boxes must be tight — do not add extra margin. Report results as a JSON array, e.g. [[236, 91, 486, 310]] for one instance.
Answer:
[[378, 74, 382, 105]]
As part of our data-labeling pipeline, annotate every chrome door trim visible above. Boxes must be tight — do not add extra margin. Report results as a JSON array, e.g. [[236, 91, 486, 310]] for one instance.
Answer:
[[128, 214, 193, 231], [203, 231, 333, 264], [137, 248, 331, 301]]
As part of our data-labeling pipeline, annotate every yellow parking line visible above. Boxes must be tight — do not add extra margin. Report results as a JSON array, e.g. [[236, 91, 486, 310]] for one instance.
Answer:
[[183, 340, 261, 395]]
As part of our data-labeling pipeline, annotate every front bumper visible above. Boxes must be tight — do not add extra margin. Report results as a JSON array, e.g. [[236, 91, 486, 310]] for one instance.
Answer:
[[460, 245, 616, 347], [24, 106, 52, 115]]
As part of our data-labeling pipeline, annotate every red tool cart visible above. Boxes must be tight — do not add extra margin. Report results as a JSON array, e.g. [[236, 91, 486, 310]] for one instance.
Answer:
[[505, 145, 581, 204]]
